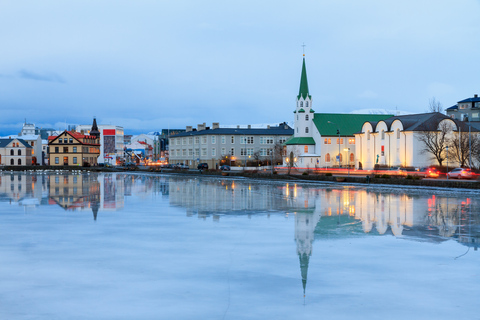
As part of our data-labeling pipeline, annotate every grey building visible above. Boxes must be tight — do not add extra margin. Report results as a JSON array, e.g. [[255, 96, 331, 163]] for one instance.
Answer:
[[169, 122, 293, 169], [446, 94, 480, 129]]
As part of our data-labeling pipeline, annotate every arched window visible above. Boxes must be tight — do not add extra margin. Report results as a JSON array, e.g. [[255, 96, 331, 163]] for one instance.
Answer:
[[18, 149, 21, 156], [326, 153, 331, 162], [381, 130, 385, 140], [300, 101, 303, 108], [350, 153, 354, 162], [305, 127, 309, 133], [397, 129, 400, 139], [10, 159, 14, 165], [305, 114, 309, 121], [17, 159, 21, 165], [304, 146, 308, 153], [367, 131, 370, 140], [10, 149, 14, 156], [305, 101, 309, 108]]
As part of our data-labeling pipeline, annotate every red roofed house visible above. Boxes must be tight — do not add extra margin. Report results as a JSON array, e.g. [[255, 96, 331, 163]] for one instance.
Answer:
[[48, 119, 100, 166]]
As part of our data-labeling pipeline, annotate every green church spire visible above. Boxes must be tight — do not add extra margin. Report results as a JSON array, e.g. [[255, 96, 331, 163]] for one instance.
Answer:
[[297, 56, 311, 100]]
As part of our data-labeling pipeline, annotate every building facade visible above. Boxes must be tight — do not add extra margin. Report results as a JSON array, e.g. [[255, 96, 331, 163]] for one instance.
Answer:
[[76, 121, 124, 165], [446, 94, 480, 126], [169, 122, 293, 169], [0, 138, 33, 166], [48, 130, 100, 166]]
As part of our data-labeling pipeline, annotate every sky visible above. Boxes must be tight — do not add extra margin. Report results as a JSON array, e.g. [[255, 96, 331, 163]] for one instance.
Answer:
[[1, 0, 480, 136]]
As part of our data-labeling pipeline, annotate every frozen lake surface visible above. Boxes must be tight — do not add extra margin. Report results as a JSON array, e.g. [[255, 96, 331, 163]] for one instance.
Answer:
[[0, 171, 479, 319]]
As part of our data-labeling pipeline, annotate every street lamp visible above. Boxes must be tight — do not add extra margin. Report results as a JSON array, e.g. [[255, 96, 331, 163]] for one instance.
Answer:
[[446, 145, 449, 180], [328, 121, 341, 168]]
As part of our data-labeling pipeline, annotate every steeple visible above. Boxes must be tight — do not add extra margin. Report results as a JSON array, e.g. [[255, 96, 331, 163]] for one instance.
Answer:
[[297, 56, 311, 100], [90, 117, 100, 138]]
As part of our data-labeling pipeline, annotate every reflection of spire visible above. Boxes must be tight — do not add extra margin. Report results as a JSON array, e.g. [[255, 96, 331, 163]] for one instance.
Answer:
[[92, 199, 99, 221], [299, 252, 310, 296]]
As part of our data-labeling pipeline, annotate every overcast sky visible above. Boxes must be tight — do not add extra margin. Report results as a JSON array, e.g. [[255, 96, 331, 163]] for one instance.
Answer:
[[1, 0, 480, 135]]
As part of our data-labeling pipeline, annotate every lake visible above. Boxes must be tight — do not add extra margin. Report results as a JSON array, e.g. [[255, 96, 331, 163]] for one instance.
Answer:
[[0, 171, 478, 320]]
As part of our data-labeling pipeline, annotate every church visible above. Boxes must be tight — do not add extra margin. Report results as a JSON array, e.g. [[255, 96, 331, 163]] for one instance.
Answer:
[[284, 55, 391, 169]]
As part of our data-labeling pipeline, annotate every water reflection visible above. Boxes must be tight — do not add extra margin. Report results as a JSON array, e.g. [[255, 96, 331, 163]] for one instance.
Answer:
[[1, 172, 479, 297]]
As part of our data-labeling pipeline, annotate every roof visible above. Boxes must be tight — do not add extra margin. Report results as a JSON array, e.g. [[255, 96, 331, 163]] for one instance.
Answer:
[[170, 123, 293, 138], [0, 138, 33, 148], [447, 105, 458, 111], [313, 113, 393, 136], [362, 112, 480, 133], [48, 131, 100, 145], [297, 57, 311, 100], [284, 137, 315, 145], [458, 96, 480, 103]]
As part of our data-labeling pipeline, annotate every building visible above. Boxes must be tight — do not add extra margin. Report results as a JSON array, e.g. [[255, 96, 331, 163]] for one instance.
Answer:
[[446, 94, 480, 127], [284, 55, 392, 169], [48, 119, 100, 166], [0, 138, 33, 166], [354, 112, 479, 170], [76, 121, 124, 165], [169, 122, 293, 169]]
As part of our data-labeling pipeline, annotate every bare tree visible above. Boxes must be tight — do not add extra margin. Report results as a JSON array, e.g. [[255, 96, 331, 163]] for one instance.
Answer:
[[428, 97, 443, 113], [449, 130, 480, 168], [417, 121, 451, 165]]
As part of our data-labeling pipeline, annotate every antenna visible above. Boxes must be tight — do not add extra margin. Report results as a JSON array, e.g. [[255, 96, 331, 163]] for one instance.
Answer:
[[301, 43, 306, 56]]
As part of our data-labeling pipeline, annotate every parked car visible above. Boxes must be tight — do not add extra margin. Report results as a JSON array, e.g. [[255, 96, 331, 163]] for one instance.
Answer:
[[447, 168, 474, 179], [220, 165, 231, 171], [420, 166, 440, 178], [197, 163, 208, 170]]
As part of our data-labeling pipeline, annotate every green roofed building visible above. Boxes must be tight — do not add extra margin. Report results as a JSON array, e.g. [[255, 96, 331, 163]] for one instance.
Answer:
[[284, 55, 392, 169]]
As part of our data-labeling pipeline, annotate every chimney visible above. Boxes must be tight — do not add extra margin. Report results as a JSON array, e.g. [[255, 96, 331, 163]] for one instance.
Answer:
[[475, 94, 478, 98], [248, 125, 251, 129], [197, 123, 206, 131], [186, 126, 192, 132], [267, 125, 270, 129], [212, 122, 219, 129], [237, 125, 240, 129]]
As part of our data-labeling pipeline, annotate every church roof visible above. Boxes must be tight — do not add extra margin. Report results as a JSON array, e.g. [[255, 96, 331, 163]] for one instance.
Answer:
[[313, 113, 393, 136], [297, 57, 311, 100], [284, 137, 315, 145]]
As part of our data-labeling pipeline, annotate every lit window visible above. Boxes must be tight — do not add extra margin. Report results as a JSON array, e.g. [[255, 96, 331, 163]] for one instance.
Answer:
[[326, 153, 330, 162], [304, 146, 308, 153]]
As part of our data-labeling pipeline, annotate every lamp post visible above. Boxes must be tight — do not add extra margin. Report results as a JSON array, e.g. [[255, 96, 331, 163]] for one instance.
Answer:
[[328, 121, 341, 168], [446, 145, 449, 180]]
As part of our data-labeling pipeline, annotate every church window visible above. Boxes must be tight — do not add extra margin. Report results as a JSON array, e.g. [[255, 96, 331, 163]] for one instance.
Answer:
[[350, 153, 354, 162], [305, 101, 309, 108], [304, 146, 308, 153], [396, 129, 400, 139], [328, 138, 331, 144], [381, 130, 385, 140], [305, 127, 309, 133], [305, 115, 309, 121], [300, 101, 303, 108], [324, 138, 327, 144], [325, 153, 330, 162], [337, 138, 343, 144]]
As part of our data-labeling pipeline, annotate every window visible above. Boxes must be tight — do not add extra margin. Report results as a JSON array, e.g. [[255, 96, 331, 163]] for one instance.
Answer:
[[55, 157, 59, 164], [381, 130, 385, 140], [247, 148, 254, 156], [304, 146, 308, 153], [305, 115, 309, 121], [349, 138, 355, 144], [182, 149, 187, 156], [18, 149, 21, 155], [195, 137, 200, 144], [211, 136, 216, 144], [241, 148, 246, 156], [473, 113, 479, 119], [231, 136, 235, 143], [305, 127, 309, 133], [73, 157, 77, 164], [69, 138, 73, 143], [300, 101, 303, 108], [337, 138, 343, 144], [188, 149, 193, 156], [194, 149, 199, 157], [305, 101, 309, 108], [201, 148, 207, 156], [221, 147, 226, 156], [59, 139, 62, 144], [63, 147, 68, 153], [10, 149, 13, 156], [188, 137, 192, 145], [73, 147, 77, 153], [212, 148, 216, 156], [221, 136, 226, 144], [326, 153, 330, 162], [10, 159, 14, 165], [230, 148, 235, 156], [202, 137, 207, 144], [31, 142, 34, 147], [182, 138, 186, 145], [278, 137, 288, 144]]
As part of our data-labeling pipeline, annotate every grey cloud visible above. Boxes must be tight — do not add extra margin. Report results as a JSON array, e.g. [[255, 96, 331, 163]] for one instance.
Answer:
[[18, 70, 66, 83]]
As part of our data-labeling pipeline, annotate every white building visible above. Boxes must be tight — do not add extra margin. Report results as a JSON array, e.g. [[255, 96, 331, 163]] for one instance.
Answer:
[[0, 138, 33, 166], [76, 123, 124, 165]]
